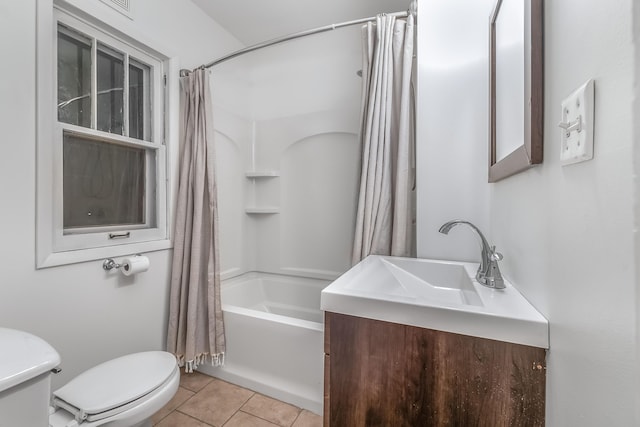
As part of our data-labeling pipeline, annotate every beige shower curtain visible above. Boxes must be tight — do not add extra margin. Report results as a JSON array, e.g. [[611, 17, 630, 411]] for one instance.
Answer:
[[167, 69, 225, 372], [352, 14, 415, 264]]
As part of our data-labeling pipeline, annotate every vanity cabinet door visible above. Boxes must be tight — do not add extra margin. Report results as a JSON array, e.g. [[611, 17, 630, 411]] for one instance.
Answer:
[[324, 312, 546, 427]]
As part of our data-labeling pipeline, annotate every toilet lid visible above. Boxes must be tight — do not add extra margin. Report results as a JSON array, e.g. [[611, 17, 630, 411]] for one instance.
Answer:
[[52, 351, 177, 422]]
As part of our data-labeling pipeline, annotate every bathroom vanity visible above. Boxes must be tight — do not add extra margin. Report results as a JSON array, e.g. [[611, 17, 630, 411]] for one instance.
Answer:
[[324, 312, 545, 426], [320, 256, 549, 426]]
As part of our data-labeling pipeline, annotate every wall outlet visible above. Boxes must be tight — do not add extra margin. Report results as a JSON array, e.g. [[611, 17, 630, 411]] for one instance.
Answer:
[[559, 79, 595, 166]]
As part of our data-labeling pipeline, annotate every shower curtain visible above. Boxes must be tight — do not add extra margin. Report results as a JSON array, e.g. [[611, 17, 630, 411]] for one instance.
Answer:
[[352, 13, 415, 264], [167, 69, 225, 372]]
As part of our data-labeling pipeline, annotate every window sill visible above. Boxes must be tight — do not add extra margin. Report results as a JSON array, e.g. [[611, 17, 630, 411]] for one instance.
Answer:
[[37, 238, 173, 269]]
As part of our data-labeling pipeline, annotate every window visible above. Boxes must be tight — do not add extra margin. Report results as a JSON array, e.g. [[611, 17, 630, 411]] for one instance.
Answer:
[[37, 6, 173, 267]]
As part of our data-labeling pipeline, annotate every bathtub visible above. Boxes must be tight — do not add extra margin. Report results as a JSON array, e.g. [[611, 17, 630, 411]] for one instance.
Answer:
[[197, 272, 328, 414]]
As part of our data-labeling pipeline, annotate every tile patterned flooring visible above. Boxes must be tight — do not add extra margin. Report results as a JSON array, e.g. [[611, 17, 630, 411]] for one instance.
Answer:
[[151, 370, 323, 427]]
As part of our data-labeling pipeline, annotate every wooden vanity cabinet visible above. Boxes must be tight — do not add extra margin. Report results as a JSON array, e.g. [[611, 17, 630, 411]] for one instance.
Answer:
[[323, 312, 546, 427]]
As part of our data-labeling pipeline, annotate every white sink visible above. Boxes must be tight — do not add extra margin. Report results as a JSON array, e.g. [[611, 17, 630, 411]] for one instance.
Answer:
[[344, 257, 483, 307], [321, 255, 549, 348]]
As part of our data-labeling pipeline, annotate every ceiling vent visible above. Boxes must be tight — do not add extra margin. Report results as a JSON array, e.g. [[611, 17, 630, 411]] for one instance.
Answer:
[[100, 0, 132, 17]]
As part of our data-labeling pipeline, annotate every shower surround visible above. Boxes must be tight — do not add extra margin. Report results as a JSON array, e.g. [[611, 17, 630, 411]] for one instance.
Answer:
[[197, 26, 363, 413]]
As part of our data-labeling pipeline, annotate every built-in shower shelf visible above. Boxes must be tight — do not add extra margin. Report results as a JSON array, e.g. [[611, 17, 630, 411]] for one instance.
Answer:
[[245, 171, 280, 178], [245, 207, 280, 214]]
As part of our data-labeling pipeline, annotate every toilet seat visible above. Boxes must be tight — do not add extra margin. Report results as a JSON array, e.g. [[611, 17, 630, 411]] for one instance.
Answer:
[[52, 351, 177, 423]]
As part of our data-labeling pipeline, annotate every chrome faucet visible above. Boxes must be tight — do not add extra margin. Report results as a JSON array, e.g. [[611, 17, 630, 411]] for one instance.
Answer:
[[438, 220, 505, 289]]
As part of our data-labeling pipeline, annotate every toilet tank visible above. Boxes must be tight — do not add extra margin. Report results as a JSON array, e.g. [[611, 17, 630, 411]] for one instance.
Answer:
[[0, 328, 61, 427]]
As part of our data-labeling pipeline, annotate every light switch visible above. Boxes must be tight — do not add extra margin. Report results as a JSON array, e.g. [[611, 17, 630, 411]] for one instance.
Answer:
[[559, 79, 595, 166]]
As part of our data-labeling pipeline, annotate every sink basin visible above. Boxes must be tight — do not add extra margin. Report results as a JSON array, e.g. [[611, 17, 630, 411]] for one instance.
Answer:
[[344, 257, 483, 307], [321, 255, 548, 348]]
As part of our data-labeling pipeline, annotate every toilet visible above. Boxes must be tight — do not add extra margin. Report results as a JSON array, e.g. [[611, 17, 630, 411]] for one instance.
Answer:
[[0, 328, 179, 427]]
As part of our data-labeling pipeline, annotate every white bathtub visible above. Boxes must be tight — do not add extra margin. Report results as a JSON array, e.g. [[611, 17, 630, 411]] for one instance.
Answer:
[[197, 272, 328, 414]]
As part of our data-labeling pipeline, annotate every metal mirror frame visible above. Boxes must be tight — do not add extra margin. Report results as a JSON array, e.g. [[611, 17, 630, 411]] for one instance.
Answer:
[[489, 0, 543, 183]]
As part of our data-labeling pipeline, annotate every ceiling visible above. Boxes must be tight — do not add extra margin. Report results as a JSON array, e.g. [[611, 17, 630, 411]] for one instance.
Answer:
[[191, 0, 412, 46]]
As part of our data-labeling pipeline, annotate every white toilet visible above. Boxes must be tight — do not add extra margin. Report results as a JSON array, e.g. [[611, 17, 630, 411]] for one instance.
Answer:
[[0, 328, 179, 427]]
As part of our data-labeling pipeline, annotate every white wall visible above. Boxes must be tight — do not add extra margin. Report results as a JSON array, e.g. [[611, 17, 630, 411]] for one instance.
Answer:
[[416, 0, 637, 425], [415, 0, 494, 262], [491, 0, 636, 425], [213, 27, 363, 281], [0, 0, 241, 389], [634, 0, 640, 419]]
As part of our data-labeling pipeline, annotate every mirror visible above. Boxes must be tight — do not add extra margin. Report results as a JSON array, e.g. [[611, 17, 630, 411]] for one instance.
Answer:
[[489, 0, 543, 182]]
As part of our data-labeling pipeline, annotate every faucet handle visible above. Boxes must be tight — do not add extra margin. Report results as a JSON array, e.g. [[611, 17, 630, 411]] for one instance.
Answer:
[[490, 246, 503, 261]]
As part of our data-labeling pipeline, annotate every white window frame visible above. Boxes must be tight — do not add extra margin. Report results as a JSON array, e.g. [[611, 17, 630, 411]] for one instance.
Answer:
[[37, 2, 178, 268]]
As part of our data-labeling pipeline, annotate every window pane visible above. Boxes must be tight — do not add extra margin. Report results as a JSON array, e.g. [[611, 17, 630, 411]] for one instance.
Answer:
[[129, 61, 151, 141], [63, 132, 147, 229], [57, 26, 91, 128], [97, 44, 125, 135]]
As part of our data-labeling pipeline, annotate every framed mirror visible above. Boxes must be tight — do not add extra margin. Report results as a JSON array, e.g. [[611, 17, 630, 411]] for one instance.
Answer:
[[489, 0, 543, 182]]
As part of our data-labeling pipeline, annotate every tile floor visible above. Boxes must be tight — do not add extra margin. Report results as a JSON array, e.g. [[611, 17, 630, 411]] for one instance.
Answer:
[[151, 370, 323, 427]]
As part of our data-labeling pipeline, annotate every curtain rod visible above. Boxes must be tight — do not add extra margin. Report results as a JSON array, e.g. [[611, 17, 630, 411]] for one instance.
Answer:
[[180, 10, 411, 76]]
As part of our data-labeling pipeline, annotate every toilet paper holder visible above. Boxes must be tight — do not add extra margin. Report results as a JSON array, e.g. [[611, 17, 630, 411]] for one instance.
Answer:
[[102, 258, 121, 271], [102, 255, 141, 271]]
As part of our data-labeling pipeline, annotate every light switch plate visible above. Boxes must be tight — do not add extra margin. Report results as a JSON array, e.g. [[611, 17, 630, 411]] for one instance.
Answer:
[[560, 79, 595, 166]]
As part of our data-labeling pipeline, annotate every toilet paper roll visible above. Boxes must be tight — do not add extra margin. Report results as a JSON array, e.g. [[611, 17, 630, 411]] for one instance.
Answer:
[[121, 255, 150, 276]]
